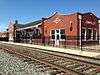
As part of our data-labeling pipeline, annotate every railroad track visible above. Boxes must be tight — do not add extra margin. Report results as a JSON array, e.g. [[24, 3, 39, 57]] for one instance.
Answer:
[[0, 43, 100, 75]]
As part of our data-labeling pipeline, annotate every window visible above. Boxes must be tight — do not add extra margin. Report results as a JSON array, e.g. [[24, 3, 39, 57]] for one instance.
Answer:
[[60, 29, 65, 34], [56, 30, 59, 33], [93, 30, 97, 40], [51, 30, 55, 39], [36, 29, 40, 36], [32, 29, 41, 39], [52, 35, 55, 39], [26, 33, 30, 39], [82, 28, 85, 40], [60, 29, 65, 39], [32, 31, 35, 38], [51, 30, 55, 34], [61, 35, 65, 39], [87, 29, 92, 40], [51, 29, 65, 40], [57, 35, 59, 39]]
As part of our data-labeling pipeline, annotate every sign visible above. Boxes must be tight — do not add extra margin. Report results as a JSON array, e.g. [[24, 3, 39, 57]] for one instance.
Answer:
[[53, 17, 61, 24], [85, 21, 95, 25]]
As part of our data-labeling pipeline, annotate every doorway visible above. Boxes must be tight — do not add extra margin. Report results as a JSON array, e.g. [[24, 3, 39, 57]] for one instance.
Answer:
[[51, 29, 61, 46]]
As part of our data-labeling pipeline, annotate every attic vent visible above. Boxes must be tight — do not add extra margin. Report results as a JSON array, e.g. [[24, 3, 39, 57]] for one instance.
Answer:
[[70, 26, 73, 31], [15, 20, 18, 24], [70, 21, 73, 31]]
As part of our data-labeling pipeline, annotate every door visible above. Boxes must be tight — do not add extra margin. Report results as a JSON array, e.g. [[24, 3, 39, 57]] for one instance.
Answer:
[[55, 29, 60, 46], [51, 29, 65, 46]]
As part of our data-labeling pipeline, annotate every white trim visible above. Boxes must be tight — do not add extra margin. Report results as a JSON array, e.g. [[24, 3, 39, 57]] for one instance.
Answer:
[[59, 29, 66, 41], [50, 29, 65, 40], [85, 40, 98, 42], [55, 29, 60, 46], [50, 29, 55, 41], [46, 12, 58, 19], [16, 23, 41, 31], [98, 20, 100, 44], [79, 15, 82, 46], [94, 29, 98, 41], [87, 28, 93, 40]]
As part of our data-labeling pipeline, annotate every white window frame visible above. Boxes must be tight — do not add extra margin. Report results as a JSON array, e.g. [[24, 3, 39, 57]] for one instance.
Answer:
[[94, 29, 98, 41], [59, 29, 65, 41], [50, 29, 55, 41], [87, 28, 93, 41], [50, 29, 65, 41], [96, 30, 98, 40]]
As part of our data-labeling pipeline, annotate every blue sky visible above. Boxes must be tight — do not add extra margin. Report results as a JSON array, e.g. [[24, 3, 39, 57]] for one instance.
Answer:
[[0, 0, 100, 32]]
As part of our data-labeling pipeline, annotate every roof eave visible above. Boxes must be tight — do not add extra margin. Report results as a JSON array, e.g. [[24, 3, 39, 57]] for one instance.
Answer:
[[16, 23, 42, 31]]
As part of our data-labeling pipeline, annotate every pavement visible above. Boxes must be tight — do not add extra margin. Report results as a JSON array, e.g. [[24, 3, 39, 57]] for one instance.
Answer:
[[0, 41, 100, 58]]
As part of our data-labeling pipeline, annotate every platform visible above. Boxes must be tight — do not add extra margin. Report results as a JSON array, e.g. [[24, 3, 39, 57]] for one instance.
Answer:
[[0, 41, 100, 58]]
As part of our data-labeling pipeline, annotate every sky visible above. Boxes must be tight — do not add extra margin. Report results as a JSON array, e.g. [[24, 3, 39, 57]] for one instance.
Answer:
[[0, 0, 100, 32]]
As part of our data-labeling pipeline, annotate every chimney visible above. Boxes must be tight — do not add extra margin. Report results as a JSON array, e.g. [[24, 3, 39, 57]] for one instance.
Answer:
[[15, 20, 18, 24]]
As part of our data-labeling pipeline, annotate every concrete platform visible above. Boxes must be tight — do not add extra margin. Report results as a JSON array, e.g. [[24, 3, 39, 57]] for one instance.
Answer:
[[0, 41, 100, 58]]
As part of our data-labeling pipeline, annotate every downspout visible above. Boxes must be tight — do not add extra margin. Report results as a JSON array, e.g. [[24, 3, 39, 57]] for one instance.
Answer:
[[78, 14, 82, 50]]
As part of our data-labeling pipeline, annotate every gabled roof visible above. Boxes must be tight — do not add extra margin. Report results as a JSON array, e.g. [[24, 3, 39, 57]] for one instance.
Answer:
[[82, 12, 99, 20], [43, 12, 80, 20], [15, 24, 25, 29], [15, 20, 42, 29]]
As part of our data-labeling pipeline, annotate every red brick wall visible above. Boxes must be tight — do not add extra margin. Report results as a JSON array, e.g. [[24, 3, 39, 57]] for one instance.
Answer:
[[43, 12, 99, 46], [82, 13, 98, 28], [44, 13, 78, 36], [82, 13, 99, 44], [43, 13, 79, 46]]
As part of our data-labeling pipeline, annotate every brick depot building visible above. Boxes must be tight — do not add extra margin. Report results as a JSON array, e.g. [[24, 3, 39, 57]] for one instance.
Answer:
[[0, 32, 9, 41], [7, 12, 100, 47]]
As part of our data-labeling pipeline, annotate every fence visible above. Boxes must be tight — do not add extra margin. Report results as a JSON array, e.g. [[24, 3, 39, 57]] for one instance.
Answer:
[[15, 35, 100, 51], [0, 37, 8, 42]]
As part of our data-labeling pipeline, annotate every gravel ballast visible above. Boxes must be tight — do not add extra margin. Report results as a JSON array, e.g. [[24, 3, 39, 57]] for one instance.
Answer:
[[0, 50, 44, 75]]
